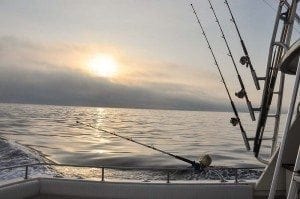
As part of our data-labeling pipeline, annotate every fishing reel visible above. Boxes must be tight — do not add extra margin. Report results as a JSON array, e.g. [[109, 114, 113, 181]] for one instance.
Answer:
[[192, 154, 212, 171], [240, 56, 249, 67], [235, 89, 246, 99], [199, 154, 212, 167], [230, 117, 239, 126]]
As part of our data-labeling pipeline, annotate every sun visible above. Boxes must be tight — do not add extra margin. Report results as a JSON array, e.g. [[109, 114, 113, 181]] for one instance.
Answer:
[[88, 54, 118, 77]]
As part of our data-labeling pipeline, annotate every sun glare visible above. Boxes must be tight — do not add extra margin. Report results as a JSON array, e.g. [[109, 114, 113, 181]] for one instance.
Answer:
[[88, 54, 118, 77]]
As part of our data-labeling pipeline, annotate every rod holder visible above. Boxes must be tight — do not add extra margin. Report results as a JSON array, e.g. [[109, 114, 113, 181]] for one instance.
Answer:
[[247, 101, 256, 121], [25, 166, 28, 180], [251, 69, 261, 90], [235, 169, 238, 184], [101, 167, 105, 182], [253, 107, 262, 112]]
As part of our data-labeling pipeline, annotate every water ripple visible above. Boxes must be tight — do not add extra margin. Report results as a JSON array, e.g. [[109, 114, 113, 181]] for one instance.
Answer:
[[0, 103, 282, 169]]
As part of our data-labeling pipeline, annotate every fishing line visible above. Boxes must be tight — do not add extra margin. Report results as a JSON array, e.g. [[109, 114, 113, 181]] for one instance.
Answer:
[[207, 0, 256, 121], [190, 4, 250, 151], [76, 121, 212, 170], [261, 0, 277, 11], [259, 0, 300, 34]]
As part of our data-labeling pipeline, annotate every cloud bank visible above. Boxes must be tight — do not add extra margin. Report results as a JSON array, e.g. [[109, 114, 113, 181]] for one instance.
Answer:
[[0, 36, 231, 111]]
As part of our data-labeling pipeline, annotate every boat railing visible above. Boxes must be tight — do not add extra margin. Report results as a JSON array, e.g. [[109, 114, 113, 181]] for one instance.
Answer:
[[0, 163, 264, 184]]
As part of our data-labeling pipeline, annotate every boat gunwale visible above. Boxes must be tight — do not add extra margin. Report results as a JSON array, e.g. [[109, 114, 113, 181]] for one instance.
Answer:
[[0, 162, 265, 172], [0, 162, 265, 185]]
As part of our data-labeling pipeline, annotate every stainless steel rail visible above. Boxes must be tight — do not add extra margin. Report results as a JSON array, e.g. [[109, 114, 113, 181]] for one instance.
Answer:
[[0, 163, 264, 184]]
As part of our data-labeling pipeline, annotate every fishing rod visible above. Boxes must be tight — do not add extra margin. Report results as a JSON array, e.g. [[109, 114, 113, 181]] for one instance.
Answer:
[[224, 0, 260, 90], [76, 121, 211, 170], [207, 0, 256, 121], [190, 4, 250, 151]]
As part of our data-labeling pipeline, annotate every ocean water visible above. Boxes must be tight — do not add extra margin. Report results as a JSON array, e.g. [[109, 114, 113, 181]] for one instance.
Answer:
[[0, 103, 282, 181]]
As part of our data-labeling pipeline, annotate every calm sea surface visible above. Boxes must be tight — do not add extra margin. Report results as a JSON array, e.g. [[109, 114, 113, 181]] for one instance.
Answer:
[[0, 103, 283, 169]]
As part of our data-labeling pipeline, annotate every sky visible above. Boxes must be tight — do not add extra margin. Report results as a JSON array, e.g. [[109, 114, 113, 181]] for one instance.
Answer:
[[0, 0, 299, 111]]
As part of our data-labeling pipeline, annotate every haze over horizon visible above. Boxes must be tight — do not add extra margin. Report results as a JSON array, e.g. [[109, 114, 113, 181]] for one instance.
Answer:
[[0, 0, 298, 111]]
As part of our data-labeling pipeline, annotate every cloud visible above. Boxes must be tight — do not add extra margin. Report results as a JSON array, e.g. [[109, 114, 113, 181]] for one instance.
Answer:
[[0, 36, 231, 111]]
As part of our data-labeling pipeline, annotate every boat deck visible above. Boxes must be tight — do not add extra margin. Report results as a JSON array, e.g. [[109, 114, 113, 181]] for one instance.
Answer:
[[28, 194, 286, 199], [0, 177, 289, 199], [2, 178, 256, 199], [30, 195, 100, 199], [30, 195, 87, 199]]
